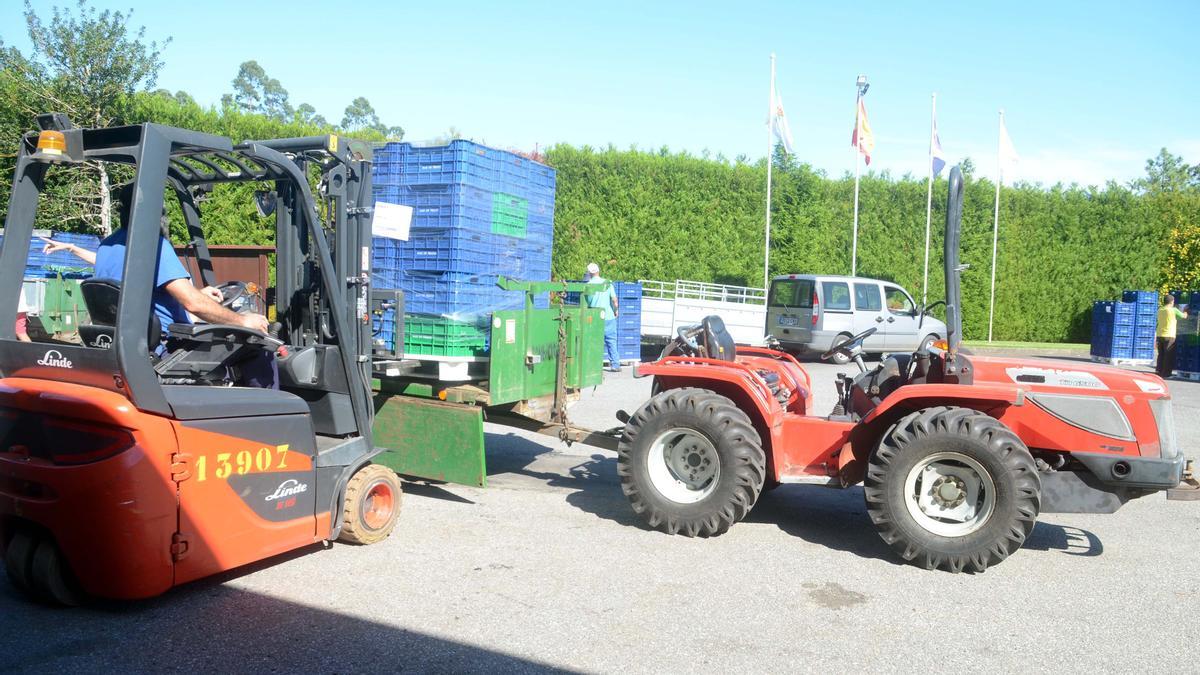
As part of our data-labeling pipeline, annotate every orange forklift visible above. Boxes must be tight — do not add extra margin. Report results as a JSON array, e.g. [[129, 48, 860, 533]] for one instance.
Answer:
[[0, 114, 402, 604]]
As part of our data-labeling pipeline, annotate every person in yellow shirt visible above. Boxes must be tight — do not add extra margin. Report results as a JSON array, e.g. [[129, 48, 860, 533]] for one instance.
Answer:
[[1156, 295, 1188, 378]]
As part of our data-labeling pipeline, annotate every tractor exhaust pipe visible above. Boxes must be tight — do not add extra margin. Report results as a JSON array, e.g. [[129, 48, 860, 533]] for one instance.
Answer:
[[943, 166, 965, 368]]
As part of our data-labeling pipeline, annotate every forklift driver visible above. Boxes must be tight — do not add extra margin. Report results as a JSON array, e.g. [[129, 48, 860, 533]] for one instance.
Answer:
[[43, 183, 278, 388]]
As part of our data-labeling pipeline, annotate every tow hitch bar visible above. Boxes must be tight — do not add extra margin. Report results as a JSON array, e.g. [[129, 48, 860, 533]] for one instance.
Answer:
[[1167, 460, 1200, 501]]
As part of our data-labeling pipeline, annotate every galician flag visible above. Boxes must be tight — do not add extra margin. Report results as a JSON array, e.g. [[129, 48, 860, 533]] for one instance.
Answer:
[[770, 85, 795, 155], [931, 116, 946, 177], [852, 98, 874, 165], [998, 115, 1019, 185]]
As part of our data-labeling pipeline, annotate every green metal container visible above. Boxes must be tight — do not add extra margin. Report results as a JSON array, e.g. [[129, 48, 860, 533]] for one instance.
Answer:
[[35, 277, 87, 335]]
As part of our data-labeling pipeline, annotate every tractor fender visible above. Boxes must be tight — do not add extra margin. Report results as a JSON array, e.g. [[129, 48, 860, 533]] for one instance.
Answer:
[[840, 383, 1026, 485]]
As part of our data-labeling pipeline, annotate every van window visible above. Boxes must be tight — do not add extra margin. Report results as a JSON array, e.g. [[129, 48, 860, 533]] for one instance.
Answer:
[[885, 286, 915, 314], [768, 279, 813, 308], [822, 281, 851, 310], [854, 283, 882, 312]]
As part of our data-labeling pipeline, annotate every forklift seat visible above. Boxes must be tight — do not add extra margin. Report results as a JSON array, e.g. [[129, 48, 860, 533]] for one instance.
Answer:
[[79, 278, 161, 350], [700, 315, 736, 362]]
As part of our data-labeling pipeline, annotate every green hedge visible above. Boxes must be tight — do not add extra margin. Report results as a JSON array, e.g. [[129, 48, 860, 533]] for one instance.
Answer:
[[546, 145, 1174, 342]]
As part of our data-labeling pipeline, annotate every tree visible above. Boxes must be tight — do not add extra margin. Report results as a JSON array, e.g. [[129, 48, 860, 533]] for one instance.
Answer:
[[0, 0, 170, 233], [341, 96, 380, 132], [296, 103, 328, 128], [228, 60, 292, 121]]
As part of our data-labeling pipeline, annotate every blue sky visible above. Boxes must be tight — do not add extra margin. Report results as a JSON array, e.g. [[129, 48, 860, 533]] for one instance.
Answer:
[[4, 1, 1197, 186]]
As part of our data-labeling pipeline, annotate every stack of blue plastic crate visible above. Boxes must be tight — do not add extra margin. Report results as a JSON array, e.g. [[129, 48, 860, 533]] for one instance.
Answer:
[[615, 281, 642, 362], [1170, 290, 1200, 374], [1122, 290, 1158, 361], [369, 140, 555, 353], [2, 231, 100, 279], [1091, 301, 1136, 360]]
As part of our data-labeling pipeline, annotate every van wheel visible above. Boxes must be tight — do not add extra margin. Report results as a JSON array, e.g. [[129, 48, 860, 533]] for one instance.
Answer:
[[828, 334, 853, 365], [919, 334, 938, 353], [618, 388, 765, 537]]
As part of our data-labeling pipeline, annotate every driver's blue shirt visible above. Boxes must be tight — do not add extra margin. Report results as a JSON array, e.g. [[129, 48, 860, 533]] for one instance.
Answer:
[[94, 228, 192, 330]]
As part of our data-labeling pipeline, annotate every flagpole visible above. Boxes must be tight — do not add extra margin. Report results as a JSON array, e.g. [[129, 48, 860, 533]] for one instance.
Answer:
[[988, 109, 1003, 343], [851, 79, 863, 277], [764, 53, 775, 289], [922, 93, 936, 307]]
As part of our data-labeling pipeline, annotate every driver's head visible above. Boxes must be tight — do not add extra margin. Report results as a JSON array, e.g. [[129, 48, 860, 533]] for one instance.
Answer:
[[112, 182, 170, 236]]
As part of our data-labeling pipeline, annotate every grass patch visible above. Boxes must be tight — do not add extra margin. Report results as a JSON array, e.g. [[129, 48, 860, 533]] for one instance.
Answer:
[[963, 340, 1089, 351]]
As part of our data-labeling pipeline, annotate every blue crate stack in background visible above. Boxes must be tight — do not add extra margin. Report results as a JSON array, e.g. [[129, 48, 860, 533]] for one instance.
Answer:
[[370, 140, 555, 356], [615, 281, 642, 363], [0, 231, 100, 279], [1170, 290, 1200, 374], [1090, 290, 1157, 362]]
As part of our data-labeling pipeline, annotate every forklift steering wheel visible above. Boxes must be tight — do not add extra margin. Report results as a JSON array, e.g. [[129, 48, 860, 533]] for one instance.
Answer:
[[820, 327, 877, 361], [215, 281, 262, 314]]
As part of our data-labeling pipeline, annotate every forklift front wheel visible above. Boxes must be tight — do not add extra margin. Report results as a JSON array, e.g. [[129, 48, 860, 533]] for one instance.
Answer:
[[339, 464, 403, 546]]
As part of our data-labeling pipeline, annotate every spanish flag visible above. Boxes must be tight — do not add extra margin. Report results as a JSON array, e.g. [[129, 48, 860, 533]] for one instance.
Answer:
[[852, 98, 875, 165]]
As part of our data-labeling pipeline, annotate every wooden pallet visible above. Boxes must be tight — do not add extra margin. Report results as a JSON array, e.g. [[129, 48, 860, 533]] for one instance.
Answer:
[[1090, 356, 1153, 367]]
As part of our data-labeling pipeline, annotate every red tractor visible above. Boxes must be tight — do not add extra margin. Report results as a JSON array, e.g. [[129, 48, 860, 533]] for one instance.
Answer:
[[619, 167, 1193, 571]]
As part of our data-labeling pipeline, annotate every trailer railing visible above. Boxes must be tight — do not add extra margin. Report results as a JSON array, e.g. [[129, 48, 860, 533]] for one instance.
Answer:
[[639, 279, 766, 305]]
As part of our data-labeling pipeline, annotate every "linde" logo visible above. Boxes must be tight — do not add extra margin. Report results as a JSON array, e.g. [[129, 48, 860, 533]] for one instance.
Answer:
[[36, 349, 73, 369], [265, 479, 308, 502]]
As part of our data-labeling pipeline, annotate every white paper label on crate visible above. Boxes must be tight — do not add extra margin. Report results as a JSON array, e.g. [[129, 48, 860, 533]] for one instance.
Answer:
[[361, 246, 370, 271], [505, 319, 516, 344], [372, 202, 413, 241]]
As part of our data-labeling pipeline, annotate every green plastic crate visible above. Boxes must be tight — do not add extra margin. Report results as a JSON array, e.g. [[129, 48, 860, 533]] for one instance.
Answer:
[[491, 193, 528, 238], [403, 314, 489, 357]]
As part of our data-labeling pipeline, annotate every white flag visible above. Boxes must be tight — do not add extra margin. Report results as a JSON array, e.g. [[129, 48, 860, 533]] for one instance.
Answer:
[[770, 86, 795, 155], [998, 116, 1019, 185]]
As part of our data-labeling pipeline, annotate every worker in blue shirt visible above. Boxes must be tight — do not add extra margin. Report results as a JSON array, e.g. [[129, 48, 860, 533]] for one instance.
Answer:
[[43, 183, 276, 387], [585, 262, 621, 373]]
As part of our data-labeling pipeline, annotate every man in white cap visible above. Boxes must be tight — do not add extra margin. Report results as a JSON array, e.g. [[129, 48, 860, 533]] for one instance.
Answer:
[[585, 262, 621, 372]]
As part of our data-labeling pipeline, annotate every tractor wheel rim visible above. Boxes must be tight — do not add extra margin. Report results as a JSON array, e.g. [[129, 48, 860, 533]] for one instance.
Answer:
[[361, 480, 395, 531], [903, 451, 996, 537], [647, 427, 720, 504]]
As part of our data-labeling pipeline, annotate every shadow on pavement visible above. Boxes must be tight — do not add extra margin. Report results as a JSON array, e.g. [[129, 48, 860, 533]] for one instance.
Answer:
[[1024, 521, 1104, 556], [747, 485, 903, 566], [399, 480, 476, 505], [0, 583, 568, 674]]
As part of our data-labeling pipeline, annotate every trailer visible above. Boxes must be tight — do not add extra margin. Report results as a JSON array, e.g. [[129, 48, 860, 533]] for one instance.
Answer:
[[639, 279, 767, 347]]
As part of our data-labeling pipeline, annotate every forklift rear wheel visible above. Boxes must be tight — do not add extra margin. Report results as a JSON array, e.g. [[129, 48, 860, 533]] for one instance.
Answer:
[[865, 407, 1040, 572], [4, 530, 38, 597], [618, 388, 765, 537], [339, 464, 403, 546], [30, 537, 84, 606]]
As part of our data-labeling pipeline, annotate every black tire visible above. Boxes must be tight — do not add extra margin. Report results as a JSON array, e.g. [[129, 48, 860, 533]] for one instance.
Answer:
[[30, 537, 84, 606], [618, 388, 766, 537], [919, 334, 938, 353], [828, 334, 852, 365], [4, 530, 38, 598], [864, 406, 1040, 572], [339, 464, 403, 545]]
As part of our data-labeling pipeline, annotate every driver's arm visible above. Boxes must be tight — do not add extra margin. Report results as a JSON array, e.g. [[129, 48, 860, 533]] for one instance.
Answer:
[[164, 278, 269, 332]]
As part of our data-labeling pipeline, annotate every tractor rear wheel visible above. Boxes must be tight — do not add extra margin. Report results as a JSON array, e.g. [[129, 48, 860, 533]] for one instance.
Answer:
[[865, 407, 1040, 572], [339, 464, 403, 545], [618, 388, 765, 537]]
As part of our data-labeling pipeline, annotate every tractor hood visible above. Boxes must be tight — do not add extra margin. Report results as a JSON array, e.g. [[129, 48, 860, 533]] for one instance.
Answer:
[[967, 354, 1168, 396]]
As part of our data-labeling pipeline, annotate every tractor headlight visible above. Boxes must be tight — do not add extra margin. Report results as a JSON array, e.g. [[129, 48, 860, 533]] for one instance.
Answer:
[[1149, 397, 1180, 460]]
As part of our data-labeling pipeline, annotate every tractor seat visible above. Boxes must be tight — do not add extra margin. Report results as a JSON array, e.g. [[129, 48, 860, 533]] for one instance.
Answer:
[[700, 315, 736, 362]]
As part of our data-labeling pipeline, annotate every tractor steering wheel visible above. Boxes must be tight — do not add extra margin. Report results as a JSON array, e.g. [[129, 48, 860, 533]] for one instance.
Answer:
[[820, 327, 877, 361]]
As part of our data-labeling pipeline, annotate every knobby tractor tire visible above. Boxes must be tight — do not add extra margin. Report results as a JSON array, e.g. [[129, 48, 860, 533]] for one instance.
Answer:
[[618, 388, 766, 537], [339, 464, 403, 546], [865, 406, 1040, 572]]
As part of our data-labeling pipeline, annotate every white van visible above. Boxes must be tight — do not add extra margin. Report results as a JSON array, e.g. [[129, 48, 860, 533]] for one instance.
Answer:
[[766, 274, 946, 363]]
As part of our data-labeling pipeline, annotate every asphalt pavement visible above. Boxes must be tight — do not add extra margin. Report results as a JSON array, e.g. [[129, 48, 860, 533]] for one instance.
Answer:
[[1, 352, 1197, 673]]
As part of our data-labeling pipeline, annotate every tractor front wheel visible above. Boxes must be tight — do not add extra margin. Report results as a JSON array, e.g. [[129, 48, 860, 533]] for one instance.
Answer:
[[339, 464, 403, 545], [865, 407, 1040, 572], [618, 388, 766, 537]]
